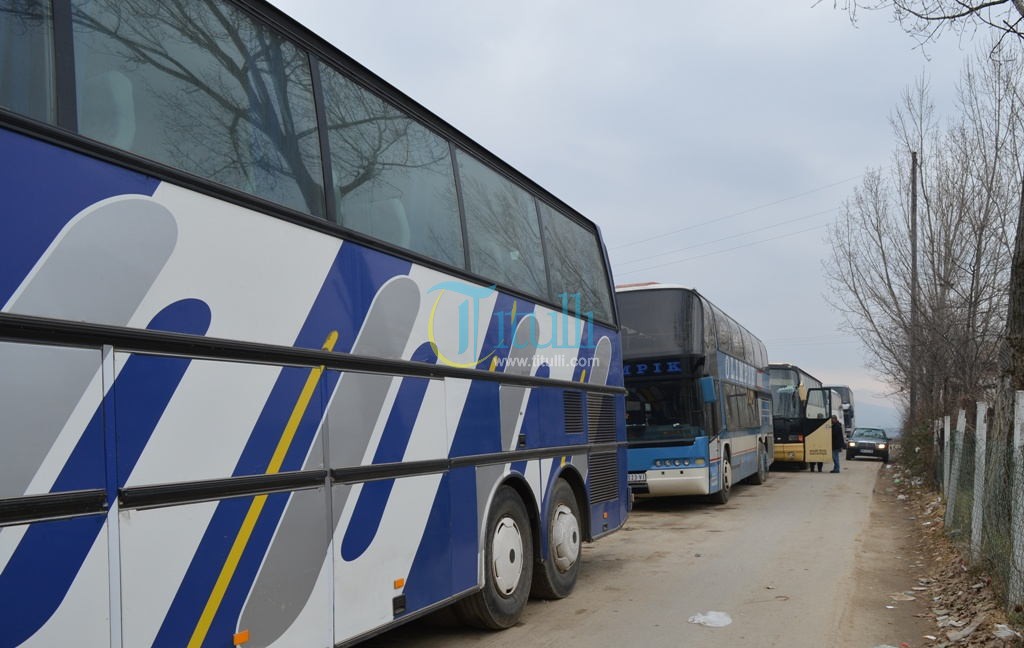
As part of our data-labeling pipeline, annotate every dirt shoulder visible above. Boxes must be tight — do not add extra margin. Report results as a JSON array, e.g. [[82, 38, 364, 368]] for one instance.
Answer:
[[839, 463, 1023, 648]]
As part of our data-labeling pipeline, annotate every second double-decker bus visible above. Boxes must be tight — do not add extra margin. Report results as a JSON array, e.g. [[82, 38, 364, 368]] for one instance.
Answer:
[[0, 1, 628, 645], [617, 283, 772, 505], [770, 363, 840, 468]]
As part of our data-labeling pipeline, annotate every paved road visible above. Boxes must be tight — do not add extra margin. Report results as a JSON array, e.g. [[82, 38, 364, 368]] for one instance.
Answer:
[[363, 457, 884, 648]]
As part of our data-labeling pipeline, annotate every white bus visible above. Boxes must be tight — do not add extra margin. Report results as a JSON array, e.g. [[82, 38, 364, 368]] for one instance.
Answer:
[[0, 1, 628, 645]]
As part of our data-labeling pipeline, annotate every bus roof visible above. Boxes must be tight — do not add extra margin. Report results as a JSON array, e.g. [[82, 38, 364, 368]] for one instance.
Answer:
[[615, 282, 694, 293]]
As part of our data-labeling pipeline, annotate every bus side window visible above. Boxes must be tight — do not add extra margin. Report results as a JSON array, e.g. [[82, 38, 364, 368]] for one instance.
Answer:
[[0, 0, 57, 124], [78, 71, 136, 150]]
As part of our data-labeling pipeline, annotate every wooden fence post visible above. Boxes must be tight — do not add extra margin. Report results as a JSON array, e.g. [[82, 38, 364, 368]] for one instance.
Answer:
[[971, 402, 988, 564]]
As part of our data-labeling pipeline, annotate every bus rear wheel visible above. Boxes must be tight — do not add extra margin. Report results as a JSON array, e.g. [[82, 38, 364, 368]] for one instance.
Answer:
[[708, 455, 731, 505], [531, 479, 582, 600], [747, 444, 768, 485], [455, 486, 534, 629]]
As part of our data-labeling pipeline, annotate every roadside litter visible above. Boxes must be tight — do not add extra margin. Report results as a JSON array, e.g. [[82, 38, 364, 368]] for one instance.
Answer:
[[687, 611, 732, 627]]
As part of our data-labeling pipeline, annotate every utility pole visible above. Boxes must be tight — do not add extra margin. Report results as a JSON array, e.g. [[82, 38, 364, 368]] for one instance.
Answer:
[[910, 151, 919, 422]]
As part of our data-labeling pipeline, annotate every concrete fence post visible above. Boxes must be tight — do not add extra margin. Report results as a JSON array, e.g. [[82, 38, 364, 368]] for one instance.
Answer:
[[946, 410, 966, 524], [942, 417, 950, 497], [971, 402, 988, 564], [1010, 392, 1024, 610], [942, 415, 951, 496]]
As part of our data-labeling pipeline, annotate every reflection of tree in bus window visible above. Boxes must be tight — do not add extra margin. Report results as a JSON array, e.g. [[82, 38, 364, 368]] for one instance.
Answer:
[[72, 0, 325, 215]]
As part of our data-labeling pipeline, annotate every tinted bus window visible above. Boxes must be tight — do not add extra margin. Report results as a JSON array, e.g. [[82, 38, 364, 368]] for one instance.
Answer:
[[619, 289, 700, 358], [457, 151, 547, 298], [0, 0, 55, 123], [71, 0, 325, 216], [320, 64, 465, 267], [538, 202, 613, 323]]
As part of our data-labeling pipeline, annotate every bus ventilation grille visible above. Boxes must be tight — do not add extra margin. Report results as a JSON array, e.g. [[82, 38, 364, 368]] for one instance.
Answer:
[[586, 394, 616, 444], [563, 391, 584, 435], [587, 394, 619, 504], [588, 452, 619, 504]]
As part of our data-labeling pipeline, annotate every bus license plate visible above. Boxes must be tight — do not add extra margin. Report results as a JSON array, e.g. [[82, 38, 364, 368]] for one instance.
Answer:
[[628, 473, 647, 483]]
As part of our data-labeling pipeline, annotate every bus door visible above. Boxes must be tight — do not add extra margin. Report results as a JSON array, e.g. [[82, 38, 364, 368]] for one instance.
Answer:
[[801, 388, 834, 467]]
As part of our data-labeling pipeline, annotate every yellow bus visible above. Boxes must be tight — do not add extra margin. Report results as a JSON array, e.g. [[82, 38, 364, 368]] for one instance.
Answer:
[[769, 363, 838, 469]]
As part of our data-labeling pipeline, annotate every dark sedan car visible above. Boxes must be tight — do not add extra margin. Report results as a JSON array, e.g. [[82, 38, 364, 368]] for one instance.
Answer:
[[846, 427, 890, 463]]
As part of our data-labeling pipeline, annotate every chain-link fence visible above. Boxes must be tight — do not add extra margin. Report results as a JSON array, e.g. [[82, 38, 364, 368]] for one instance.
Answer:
[[937, 393, 1024, 614]]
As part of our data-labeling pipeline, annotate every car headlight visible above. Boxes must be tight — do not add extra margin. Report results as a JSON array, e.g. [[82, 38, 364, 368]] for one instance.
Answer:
[[877, 443, 887, 449], [848, 442, 856, 447]]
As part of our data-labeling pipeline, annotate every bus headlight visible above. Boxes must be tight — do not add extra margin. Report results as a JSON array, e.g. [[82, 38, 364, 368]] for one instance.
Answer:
[[653, 460, 662, 467], [673, 459, 682, 466]]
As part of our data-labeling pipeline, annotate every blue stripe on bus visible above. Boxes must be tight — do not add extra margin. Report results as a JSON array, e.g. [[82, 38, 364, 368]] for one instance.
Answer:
[[115, 299, 213, 484], [156, 244, 410, 644], [0, 299, 209, 648], [401, 472, 453, 613], [0, 128, 159, 307], [340, 343, 437, 562]]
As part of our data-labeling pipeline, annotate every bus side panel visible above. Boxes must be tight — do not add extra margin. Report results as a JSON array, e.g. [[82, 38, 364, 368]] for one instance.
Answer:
[[0, 127, 161, 309], [3, 517, 110, 648], [0, 343, 105, 499], [331, 374, 450, 641], [720, 431, 758, 483], [0, 341, 108, 648]]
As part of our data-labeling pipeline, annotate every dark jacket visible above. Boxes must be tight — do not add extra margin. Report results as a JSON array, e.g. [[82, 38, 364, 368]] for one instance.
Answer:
[[831, 420, 845, 451]]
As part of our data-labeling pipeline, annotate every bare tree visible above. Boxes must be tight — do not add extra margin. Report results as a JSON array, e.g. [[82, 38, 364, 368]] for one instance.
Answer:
[[826, 58, 1018, 423], [826, 0, 1024, 413]]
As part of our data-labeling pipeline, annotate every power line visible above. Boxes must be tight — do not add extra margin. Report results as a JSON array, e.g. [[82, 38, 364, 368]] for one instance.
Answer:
[[611, 173, 862, 251], [615, 206, 839, 267], [616, 223, 828, 276]]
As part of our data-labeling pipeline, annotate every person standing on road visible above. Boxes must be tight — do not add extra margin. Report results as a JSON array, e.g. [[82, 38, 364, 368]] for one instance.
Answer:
[[830, 415, 844, 473]]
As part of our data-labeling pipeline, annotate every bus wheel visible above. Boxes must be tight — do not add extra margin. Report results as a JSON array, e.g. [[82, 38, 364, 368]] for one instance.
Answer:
[[709, 455, 731, 505], [455, 486, 534, 629], [748, 444, 768, 485], [531, 479, 582, 600]]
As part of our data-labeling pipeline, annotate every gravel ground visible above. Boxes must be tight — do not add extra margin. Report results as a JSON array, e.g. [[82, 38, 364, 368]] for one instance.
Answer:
[[881, 463, 1024, 647]]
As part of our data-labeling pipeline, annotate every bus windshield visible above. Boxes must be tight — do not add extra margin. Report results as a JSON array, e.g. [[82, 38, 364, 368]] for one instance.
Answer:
[[619, 289, 701, 358], [769, 368, 800, 418], [626, 381, 704, 442]]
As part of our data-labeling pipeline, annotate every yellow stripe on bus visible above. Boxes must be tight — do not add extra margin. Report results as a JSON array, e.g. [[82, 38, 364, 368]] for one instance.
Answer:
[[188, 330, 338, 648]]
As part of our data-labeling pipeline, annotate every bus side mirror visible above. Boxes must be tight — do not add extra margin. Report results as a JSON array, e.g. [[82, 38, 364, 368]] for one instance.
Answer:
[[699, 376, 717, 404]]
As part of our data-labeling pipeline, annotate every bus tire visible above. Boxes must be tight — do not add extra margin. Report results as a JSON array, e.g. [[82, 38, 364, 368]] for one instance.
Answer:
[[708, 454, 731, 505], [455, 486, 534, 629], [530, 479, 582, 600], [747, 444, 768, 485]]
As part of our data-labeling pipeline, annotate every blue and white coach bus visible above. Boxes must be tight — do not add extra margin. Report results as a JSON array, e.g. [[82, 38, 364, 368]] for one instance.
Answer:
[[617, 283, 772, 505], [0, 1, 628, 645]]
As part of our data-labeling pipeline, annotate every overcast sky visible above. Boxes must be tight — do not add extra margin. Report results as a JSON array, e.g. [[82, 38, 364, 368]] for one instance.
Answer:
[[268, 0, 975, 429]]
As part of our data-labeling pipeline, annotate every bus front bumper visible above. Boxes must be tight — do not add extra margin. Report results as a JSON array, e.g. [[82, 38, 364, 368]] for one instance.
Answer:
[[774, 443, 805, 463], [629, 467, 709, 497]]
